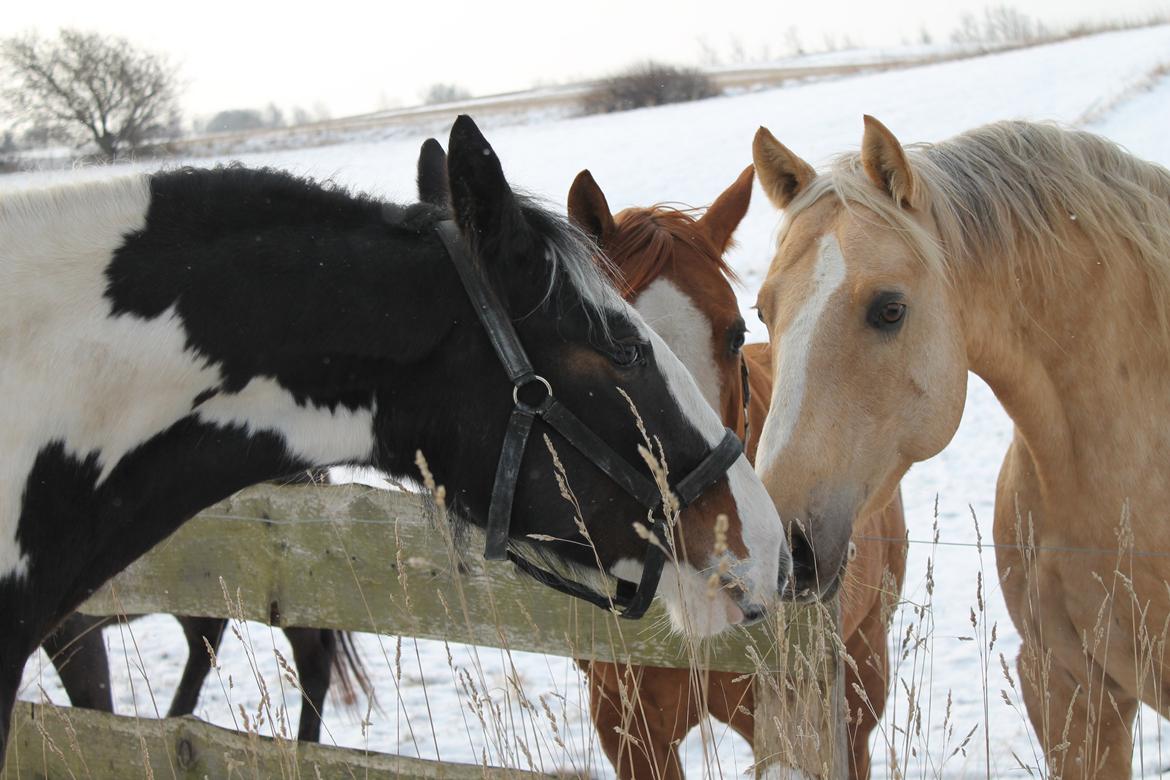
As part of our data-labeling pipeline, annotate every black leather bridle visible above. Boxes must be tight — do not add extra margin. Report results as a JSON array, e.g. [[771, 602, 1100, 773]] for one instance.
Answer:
[[436, 220, 744, 619]]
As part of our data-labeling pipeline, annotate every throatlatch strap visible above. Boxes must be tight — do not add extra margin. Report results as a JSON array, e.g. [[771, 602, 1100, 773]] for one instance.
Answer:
[[485, 407, 536, 560]]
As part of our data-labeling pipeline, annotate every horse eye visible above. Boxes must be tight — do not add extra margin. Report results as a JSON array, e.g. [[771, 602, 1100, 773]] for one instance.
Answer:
[[881, 302, 906, 324], [729, 328, 746, 355], [611, 342, 646, 368], [867, 295, 907, 331]]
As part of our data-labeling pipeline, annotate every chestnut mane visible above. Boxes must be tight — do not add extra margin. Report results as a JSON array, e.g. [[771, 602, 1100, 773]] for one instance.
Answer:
[[607, 206, 738, 298]]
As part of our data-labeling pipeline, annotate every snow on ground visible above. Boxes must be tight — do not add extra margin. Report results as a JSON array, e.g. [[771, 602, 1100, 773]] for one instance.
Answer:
[[11, 23, 1170, 778]]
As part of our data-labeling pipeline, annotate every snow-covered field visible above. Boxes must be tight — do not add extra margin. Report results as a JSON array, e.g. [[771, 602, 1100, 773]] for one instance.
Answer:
[[10, 24, 1170, 778]]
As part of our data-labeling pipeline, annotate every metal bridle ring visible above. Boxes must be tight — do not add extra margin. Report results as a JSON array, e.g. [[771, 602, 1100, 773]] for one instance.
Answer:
[[513, 374, 553, 411]]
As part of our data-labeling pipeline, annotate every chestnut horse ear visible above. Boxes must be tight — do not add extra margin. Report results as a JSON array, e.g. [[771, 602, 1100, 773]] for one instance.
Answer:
[[417, 138, 450, 208], [861, 115, 916, 207], [567, 169, 616, 248], [446, 115, 524, 245], [752, 127, 816, 209], [699, 164, 753, 254]]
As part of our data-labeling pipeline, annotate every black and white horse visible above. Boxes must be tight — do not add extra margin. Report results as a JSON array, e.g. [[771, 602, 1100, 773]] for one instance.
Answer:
[[0, 116, 788, 760]]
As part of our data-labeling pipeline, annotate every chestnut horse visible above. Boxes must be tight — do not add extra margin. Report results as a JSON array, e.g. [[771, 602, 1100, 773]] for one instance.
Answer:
[[752, 116, 1170, 778], [566, 167, 907, 780]]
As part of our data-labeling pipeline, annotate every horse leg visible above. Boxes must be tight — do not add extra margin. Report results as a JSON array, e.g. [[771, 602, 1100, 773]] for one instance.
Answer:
[[1017, 644, 1137, 780], [0, 615, 44, 768], [842, 607, 893, 780], [994, 441, 1138, 778], [0, 660, 18, 768], [167, 616, 227, 718], [705, 670, 754, 745], [580, 660, 694, 780], [286, 628, 335, 742], [41, 613, 113, 712]]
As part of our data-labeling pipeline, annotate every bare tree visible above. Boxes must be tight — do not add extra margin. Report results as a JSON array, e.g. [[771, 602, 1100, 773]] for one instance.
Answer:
[[727, 34, 748, 64], [784, 26, 805, 57], [0, 29, 181, 160], [262, 102, 285, 129], [696, 36, 722, 67], [950, 6, 1045, 46], [982, 5, 1041, 42], [291, 106, 314, 126]]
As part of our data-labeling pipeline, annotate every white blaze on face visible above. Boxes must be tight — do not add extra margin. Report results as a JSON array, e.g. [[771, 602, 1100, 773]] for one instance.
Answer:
[[634, 279, 723, 412], [757, 233, 847, 477], [616, 295, 785, 634]]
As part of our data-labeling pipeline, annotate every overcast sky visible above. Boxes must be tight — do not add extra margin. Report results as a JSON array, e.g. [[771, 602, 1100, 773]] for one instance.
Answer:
[[5, 0, 1167, 119]]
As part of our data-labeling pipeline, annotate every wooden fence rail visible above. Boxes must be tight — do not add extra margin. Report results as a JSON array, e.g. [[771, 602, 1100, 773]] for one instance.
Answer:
[[4, 483, 845, 779]]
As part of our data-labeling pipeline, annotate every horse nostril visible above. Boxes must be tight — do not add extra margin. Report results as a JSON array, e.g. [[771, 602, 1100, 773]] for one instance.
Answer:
[[788, 524, 818, 597]]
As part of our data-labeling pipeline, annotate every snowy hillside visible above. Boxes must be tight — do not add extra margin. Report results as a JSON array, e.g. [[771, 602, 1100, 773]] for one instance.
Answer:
[[11, 23, 1170, 778]]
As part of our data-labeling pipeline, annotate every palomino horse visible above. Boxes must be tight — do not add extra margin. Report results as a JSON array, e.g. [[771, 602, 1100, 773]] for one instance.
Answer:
[[752, 116, 1170, 778], [0, 115, 789, 764], [565, 167, 906, 780]]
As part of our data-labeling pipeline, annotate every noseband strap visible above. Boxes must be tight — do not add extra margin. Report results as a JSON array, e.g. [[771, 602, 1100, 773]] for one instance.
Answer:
[[435, 220, 743, 619]]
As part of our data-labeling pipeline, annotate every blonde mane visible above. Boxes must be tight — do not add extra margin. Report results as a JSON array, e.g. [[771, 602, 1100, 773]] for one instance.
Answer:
[[784, 120, 1170, 336]]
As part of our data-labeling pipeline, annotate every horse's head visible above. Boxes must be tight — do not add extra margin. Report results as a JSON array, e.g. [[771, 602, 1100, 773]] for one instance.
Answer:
[[750, 117, 966, 600], [566, 166, 778, 628], [422, 119, 787, 635], [568, 167, 757, 454]]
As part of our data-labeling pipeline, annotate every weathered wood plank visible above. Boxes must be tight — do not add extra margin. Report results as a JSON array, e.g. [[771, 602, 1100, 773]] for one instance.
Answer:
[[2, 702, 552, 779], [78, 483, 811, 674]]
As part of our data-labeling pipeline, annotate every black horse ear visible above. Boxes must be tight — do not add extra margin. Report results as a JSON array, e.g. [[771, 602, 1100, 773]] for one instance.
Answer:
[[447, 115, 524, 246], [417, 138, 450, 208], [567, 169, 616, 248]]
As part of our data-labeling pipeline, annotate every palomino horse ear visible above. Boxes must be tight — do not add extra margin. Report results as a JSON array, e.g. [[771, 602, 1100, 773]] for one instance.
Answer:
[[861, 115, 916, 207], [567, 170, 617, 248], [752, 127, 816, 209], [447, 115, 523, 244], [417, 138, 450, 208], [699, 164, 753, 254]]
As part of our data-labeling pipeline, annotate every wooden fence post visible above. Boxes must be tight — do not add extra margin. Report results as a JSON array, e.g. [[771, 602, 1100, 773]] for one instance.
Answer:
[[752, 597, 847, 779]]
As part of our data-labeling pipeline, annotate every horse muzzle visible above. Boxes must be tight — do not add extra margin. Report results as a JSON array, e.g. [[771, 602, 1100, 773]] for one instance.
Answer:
[[785, 515, 851, 603]]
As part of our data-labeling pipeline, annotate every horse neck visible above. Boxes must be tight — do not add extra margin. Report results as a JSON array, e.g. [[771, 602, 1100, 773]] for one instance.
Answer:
[[957, 237, 1170, 506], [742, 341, 772, 463]]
